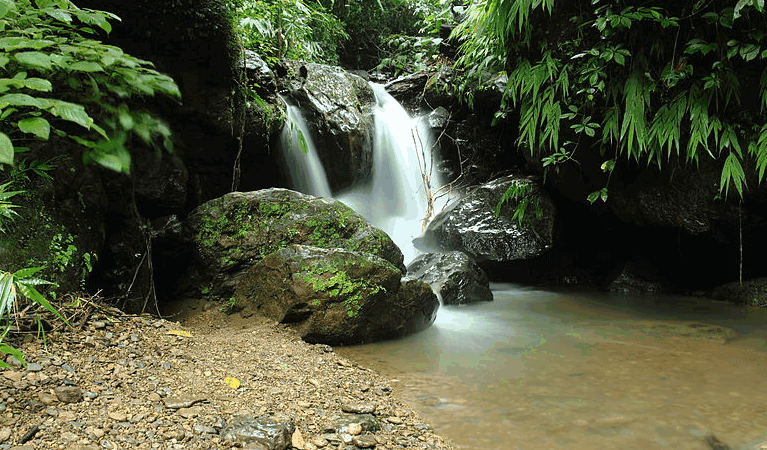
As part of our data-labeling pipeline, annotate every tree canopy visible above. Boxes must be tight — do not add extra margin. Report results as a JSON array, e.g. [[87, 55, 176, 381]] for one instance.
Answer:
[[453, 0, 767, 201]]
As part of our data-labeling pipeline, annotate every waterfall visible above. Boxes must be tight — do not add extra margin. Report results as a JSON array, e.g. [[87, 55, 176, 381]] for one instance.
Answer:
[[279, 84, 445, 264], [279, 104, 333, 198], [338, 83, 445, 264]]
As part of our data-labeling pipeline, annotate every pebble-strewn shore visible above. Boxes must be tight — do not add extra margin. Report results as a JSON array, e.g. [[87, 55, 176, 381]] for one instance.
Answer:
[[0, 303, 455, 450]]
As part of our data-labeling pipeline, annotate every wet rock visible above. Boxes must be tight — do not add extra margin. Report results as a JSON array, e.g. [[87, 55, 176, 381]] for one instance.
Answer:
[[330, 414, 381, 433], [607, 257, 666, 295], [280, 62, 376, 192], [407, 252, 493, 305], [415, 175, 555, 262], [237, 244, 438, 345], [221, 415, 295, 450], [54, 386, 83, 403]]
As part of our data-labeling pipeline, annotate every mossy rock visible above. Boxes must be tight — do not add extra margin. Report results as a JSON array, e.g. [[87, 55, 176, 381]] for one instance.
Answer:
[[236, 244, 438, 345], [163, 188, 405, 303]]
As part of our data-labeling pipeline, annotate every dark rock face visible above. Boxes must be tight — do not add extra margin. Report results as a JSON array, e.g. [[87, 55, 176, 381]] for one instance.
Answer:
[[236, 245, 438, 345], [607, 257, 666, 296], [280, 63, 376, 192], [155, 188, 405, 303], [407, 252, 493, 305], [0, 145, 106, 296], [415, 176, 556, 262]]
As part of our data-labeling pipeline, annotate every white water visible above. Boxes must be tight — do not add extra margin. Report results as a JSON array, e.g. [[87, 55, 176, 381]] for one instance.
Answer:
[[279, 104, 333, 198], [279, 83, 446, 263], [337, 83, 446, 263]]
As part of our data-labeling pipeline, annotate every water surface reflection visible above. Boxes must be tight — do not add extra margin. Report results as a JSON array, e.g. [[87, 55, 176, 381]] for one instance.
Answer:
[[338, 284, 767, 450]]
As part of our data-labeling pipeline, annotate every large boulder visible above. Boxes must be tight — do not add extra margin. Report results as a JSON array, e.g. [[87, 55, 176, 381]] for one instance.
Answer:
[[236, 245, 439, 345], [415, 175, 556, 262], [155, 188, 405, 302], [280, 63, 376, 192], [407, 252, 493, 305]]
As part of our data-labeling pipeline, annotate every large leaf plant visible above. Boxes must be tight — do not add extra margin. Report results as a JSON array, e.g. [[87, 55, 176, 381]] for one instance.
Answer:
[[0, 0, 181, 173]]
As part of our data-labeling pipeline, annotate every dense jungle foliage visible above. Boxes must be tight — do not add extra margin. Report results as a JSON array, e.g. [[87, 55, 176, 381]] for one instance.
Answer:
[[452, 0, 767, 202]]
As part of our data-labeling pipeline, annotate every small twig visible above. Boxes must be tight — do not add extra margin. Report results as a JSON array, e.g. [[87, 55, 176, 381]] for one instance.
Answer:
[[19, 425, 39, 444]]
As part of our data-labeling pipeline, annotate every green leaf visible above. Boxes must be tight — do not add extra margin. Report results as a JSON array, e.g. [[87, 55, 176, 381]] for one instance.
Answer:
[[46, 99, 93, 129], [0, 93, 43, 108], [44, 8, 72, 23], [23, 78, 53, 92], [720, 152, 746, 197], [18, 117, 51, 140], [14, 51, 53, 70], [12, 266, 45, 279], [0, 132, 13, 165], [68, 61, 104, 72], [15, 281, 69, 326], [75, 10, 113, 34], [0, 54, 8, 69], [0, 343, 26, 368], [0, 37, 56, 51]]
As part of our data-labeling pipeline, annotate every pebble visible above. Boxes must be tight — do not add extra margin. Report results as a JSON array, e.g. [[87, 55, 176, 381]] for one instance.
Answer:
[[0, 427, 10, 442], [1, 371, 22, 383], [26, 363, 43, 372], [352, 435, 378, 448], [347, 423, 363, 436], [163, 395, 206, 409], [108, 411, 128, 421], [341, 403, 376, 414], [4, 355, 22, 368], [54, 386, 84, 403]]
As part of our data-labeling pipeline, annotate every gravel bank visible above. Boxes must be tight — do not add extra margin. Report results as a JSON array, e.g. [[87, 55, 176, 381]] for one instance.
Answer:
[[0, 301, 455, 450]]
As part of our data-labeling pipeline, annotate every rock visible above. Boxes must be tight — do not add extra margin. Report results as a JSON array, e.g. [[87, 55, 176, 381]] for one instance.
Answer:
[[158, 188, 406, 303], [5, 355, 22, 368], [163, 395, 206, 409], [0, 427, 10, 442], [281, 62, 376, 192], [108, 411, 128, 421], [38, 392, 58, 406], [346, 423, 363, 436], [415, 175, 555, 262], [291, 428, 305, 449], [240, 50, 277, 99], [407, 252, 493, 305], [352, 435, 378, 448], [710, 277, 767, 307], [331, 413, 380, 433], [25, 363, 42, 372], [2, 371, 23, 383], [237, 244, 438, 345], [221, 415, 295, 450], [54, 386, 83, 403], [607, 257, 666, 295]]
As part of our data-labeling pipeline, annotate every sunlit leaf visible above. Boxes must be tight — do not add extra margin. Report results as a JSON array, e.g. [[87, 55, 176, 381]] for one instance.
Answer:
[[166, 329, 193, 337], [18, 117, 51, 140]]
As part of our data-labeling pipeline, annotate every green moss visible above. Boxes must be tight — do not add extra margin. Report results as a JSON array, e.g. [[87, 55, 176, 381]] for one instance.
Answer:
[[296, 257, 385, 318]]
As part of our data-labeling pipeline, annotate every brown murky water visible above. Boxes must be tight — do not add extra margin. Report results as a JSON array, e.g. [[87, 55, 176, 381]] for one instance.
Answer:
[[337, 284, 767, 450]]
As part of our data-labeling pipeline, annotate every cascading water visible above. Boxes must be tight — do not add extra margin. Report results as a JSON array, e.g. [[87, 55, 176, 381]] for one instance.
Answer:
[[337, 83, 446, 263], [278, 83, 445, 263], [279, 104, 333, 198]]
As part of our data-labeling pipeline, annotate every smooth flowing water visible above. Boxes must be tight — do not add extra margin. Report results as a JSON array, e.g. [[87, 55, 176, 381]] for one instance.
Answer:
[[338, 285, 767, 450], [337, 83, 445, 263], [280, 104, 333, 198]]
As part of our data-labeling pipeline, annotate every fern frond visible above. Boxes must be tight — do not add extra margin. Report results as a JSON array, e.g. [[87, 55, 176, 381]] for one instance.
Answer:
[[751, 124, 767, 182], [620, 72, 653, 159], [720, 152, 746, 197]]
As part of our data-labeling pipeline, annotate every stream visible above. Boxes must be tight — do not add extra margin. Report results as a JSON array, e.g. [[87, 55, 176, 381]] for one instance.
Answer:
[[337, 284, 767, 450]]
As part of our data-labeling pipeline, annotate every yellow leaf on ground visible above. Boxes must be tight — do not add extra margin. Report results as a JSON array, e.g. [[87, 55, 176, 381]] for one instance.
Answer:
[[224, 377, 241, 389], [167, 330, 193, 337]]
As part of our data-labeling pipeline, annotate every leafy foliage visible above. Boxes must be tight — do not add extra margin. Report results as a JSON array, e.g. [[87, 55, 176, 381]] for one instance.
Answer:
[[232, 0, 348, 65], [0, 0, 180, 173], [453, 0, 767, 200]]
